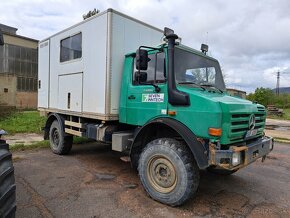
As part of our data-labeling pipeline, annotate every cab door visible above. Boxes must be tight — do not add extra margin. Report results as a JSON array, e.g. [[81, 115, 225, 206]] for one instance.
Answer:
[[126, 52, 168, 126]]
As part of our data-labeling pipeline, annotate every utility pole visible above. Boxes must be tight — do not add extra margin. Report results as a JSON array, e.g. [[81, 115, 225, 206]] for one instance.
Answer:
[[276, 71, 280, 96]]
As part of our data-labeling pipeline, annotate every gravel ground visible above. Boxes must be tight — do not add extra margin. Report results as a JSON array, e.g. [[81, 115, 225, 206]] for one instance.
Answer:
[[13, 141, 290, 218]]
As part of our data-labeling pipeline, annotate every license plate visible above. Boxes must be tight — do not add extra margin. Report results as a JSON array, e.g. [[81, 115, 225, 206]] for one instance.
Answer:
[[245, 129, 258, 139]]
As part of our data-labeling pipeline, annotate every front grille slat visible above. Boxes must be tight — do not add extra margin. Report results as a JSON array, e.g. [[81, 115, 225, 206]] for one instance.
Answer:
[[230, 124, 249, 130], [228, 107, 266, 143]]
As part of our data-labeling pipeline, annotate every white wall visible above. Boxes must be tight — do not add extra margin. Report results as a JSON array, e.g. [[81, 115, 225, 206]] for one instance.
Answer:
[[48, 13, 108, 114]]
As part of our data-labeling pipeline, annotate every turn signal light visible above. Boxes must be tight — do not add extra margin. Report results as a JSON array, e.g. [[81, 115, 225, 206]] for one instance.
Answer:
[[208, 128, 222, 136], [168, 110, 176, 116]]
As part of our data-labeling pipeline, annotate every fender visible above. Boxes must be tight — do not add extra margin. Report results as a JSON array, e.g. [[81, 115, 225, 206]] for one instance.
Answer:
[[130, 117, 209, 169], [43, 113, 66, 140]]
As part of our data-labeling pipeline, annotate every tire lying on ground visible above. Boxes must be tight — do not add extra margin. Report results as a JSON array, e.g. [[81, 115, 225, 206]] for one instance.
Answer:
[[0, 139, 16, 218]]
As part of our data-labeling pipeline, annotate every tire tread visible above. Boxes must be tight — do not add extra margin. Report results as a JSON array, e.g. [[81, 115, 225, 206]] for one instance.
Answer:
[[0, 140, 16, 218], [49, 120, 73, 155], [138, 138, 200, 206]]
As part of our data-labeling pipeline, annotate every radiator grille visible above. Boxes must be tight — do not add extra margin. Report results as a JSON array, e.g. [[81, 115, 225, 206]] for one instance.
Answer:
[[228, 111, 266, 142]]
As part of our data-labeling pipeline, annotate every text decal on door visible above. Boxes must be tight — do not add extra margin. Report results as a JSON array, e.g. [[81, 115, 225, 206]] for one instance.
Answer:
[[142, 93, 164, 102]]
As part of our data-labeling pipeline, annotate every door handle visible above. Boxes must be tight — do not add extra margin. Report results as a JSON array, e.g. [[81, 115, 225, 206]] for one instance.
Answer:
[[128, 95, 136, 100]]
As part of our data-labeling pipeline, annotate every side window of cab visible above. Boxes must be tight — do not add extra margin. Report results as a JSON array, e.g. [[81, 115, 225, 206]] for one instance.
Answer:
[[133, 52, 165, 85]]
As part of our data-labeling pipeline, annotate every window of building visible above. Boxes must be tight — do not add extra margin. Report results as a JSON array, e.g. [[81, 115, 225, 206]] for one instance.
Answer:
[[133, 52, 165, 85], [0, 42, 38, 92], [60, 33, 82, 62]]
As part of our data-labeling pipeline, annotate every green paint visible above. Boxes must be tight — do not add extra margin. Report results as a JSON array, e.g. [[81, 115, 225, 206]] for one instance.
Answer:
[[119, 46, 266, 145]]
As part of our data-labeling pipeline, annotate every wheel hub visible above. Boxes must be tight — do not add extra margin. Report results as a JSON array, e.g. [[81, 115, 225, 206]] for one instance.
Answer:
[[52, 128, 60, 147], [147, 155, 177, 193]]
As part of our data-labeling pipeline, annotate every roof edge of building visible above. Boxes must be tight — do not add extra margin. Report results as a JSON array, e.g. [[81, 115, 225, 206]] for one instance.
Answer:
[[4, 31, 38, 42]]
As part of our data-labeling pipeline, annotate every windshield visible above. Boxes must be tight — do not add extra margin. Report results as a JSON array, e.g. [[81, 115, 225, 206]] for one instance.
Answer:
[[174, 47, 226, 90]]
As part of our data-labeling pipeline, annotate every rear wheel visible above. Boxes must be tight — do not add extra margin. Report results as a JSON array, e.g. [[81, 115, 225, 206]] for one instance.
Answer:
[[138, 138, 200, 206], [49, 120, 73, 155], [0, 139, 16, 217]]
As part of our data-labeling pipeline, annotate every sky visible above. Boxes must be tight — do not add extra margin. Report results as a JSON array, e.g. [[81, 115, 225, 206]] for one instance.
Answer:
[[1, 0, 290, 93]]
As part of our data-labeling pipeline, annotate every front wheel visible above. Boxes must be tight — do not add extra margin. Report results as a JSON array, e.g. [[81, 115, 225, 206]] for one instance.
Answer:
[[49, 120, 73, 155], [138, 138, 200, 206]]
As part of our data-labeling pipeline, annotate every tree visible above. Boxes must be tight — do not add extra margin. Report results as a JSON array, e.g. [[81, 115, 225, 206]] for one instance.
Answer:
[[274, 93, 290, 108], [246, 87, 275, 107]]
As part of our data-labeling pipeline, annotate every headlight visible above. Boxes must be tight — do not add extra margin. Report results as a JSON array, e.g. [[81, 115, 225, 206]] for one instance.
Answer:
[[232, 152, 241, 166]]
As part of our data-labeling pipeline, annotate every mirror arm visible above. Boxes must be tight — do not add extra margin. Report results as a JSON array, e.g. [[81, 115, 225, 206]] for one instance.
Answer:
[[139, 81, 160, 93], [138, 46, 163, 52], [152, 84, 161, 93]]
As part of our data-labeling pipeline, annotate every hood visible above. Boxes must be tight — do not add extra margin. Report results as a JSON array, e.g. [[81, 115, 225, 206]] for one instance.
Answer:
[[177, 86, 266, 145], [179, 86, 264, 111]]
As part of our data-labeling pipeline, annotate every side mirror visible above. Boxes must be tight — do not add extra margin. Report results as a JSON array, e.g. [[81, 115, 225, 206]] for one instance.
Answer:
[[164, 27, 174, 37], [136, 49, 149, 70], [201, 44, 208, 54], [135, 71, 147, 83], [0, 29, 4, 46]]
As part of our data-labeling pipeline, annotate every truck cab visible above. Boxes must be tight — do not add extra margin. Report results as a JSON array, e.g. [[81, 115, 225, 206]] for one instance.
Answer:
[[120, 29, 272, 170]]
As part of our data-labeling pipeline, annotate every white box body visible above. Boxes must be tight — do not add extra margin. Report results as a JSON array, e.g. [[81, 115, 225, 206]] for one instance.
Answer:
[[38, 9, 163, 120]]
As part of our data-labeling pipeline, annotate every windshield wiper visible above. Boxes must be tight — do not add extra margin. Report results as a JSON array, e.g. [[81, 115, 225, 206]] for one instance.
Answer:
[[200, 83, 223, 93], [178, 81, 206, 91]]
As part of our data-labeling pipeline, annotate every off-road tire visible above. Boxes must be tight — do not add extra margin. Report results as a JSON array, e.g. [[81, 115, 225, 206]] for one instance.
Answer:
[[207, 166, 238, 175], [138, 138, 200, 206], [0, 140, 16, 218], [49, 120, 73, 155]]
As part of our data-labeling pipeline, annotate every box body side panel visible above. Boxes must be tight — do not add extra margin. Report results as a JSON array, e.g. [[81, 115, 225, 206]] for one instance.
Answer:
[[48, 13, 107, 114], [39, 10, 163, 119], [38, 40, 50, 108], [58, 73, 83, 112], [110, 13, 163, 114], [82, 14, 107, 114]]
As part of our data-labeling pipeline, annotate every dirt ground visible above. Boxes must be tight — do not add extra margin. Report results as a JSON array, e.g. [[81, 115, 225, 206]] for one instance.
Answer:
[[5, 133, 43, 145], [13, 141, 290, 218], [264, 118, 290, 141]]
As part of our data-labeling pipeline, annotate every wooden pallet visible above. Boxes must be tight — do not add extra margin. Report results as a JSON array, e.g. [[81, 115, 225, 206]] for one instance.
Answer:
[[267, 105, 284, 116]]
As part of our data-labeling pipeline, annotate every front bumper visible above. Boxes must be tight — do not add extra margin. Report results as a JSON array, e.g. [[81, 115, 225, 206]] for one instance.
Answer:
[[209, 136, 274, 170]]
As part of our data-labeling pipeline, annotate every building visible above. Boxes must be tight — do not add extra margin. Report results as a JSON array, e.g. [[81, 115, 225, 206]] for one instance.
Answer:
[[227, 88, 247, 99], [0, 23, 38, 109]]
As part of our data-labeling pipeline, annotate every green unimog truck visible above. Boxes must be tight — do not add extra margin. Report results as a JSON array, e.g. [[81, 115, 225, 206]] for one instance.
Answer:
[[37, 9, 273, 206]]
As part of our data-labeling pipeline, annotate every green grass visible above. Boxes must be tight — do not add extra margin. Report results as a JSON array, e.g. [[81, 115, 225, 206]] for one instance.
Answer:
[[284, 108, 290, 120], [274, 137, 290, 141], [0, 111, 46, 135], [10, 140, 50, 151], [10, 137, 92, 152], [268, 108, 290, 120]]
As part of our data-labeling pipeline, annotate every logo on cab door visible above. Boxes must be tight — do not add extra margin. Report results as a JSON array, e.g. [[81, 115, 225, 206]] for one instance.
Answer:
[[142, 93, 164, 102]]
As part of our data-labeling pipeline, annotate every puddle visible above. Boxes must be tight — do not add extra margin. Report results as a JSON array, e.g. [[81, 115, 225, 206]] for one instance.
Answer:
[[95, 173, 116, 180], [275, 126, 289, 131], [123, 183, 138, 189]]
